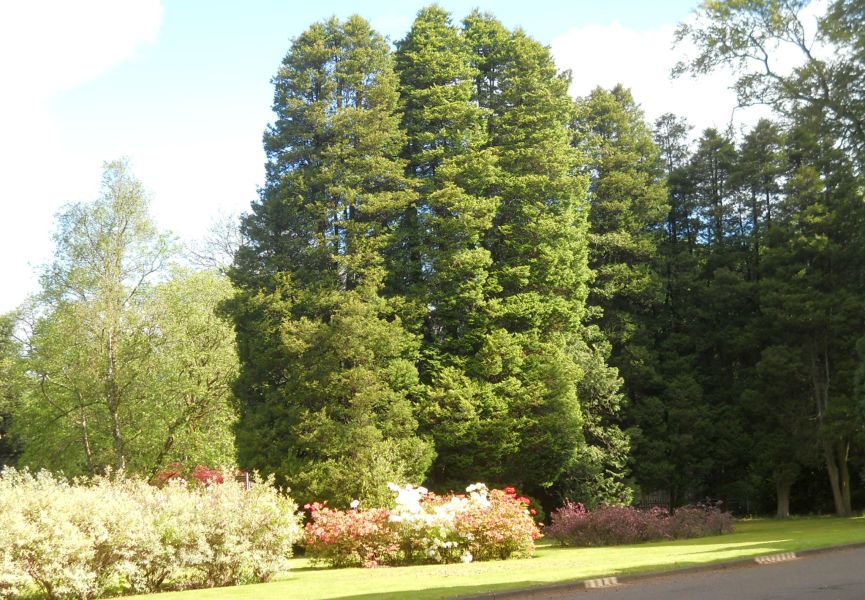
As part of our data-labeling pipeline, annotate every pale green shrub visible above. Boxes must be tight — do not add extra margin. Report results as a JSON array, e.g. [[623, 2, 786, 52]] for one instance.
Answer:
[[0, 468, 302, 598]]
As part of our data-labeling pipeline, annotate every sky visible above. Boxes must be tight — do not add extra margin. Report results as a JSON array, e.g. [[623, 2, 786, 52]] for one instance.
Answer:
[[0, 0, 773, 313]]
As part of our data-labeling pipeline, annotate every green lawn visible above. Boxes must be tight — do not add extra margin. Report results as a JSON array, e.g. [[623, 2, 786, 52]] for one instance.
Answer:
[[138, 516, 865, 600]]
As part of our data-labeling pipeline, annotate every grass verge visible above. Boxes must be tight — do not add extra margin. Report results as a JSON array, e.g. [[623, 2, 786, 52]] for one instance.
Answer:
[[137, 516, 865, 600]]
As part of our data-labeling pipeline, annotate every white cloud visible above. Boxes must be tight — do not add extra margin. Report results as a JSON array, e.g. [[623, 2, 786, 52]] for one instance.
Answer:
[[0, 0, 164, 313], [551, 21, 772, 137], [1, 0, 163, 95], [552, 2, 833, 139]]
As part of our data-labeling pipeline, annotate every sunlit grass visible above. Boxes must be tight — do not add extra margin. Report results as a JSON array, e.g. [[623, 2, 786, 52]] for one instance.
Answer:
[[137, 516, 865, 600]]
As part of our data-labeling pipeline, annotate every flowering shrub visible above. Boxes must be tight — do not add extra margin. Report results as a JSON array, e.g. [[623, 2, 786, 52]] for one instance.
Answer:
[[0, 468, 302, 598], [546, 501, 734, 547], [455, 488, 539, 561], [302, 505, 398, 568], [303, 483, 540, 567]]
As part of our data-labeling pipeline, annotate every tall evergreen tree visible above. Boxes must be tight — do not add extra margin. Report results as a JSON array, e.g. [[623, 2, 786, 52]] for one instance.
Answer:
[[406, 12, 592, 497], [432, 12, 591, 496], [732, 119, 785, 278], [621, 115, 707, 508], [757, 105, 865, 516], [391, 6, 498, 374], [563, 84, 669, 505], [573, 85, 668, 351], [229, 16, 433, 507]]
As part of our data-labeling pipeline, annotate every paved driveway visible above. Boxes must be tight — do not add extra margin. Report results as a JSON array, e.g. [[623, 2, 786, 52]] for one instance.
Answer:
[[519, 547, 865, 600]]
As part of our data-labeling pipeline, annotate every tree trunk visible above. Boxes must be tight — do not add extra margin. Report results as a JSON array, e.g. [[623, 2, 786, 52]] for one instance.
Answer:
[[838, 441, 852, 516], [822, 440, 852, 516], [775, 479, 792, 518], [106, 328, 126, 471], [810, 342, 851, 516], [78, 397, 94, 476]]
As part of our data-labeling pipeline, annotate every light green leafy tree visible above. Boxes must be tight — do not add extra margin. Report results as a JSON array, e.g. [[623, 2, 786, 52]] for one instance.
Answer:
[[675, 0, 865, 169], [10, 160, 238, 476]]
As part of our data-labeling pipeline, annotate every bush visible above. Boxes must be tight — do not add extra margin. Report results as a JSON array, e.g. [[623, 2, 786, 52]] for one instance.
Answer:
[[454, 489, 539, 561], [668, 503, 735, 538], [303, 483, 540, 567], [546, 501, 734, 547], [302, 506, 398, 568], [0, 468, 302, 598]]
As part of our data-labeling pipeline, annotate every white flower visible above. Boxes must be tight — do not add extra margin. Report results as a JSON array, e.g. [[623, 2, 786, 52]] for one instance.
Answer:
[[349, 499, 359, 509], [461, 551, 473, 563]]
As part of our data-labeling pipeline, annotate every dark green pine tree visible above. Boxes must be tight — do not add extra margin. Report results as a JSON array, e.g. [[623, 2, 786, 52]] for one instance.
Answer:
[[425, 12, 591, 498], [558, 324, 633, 507], [227, 16, 433, 507], [573, 85, 668, 353], [391, 8, 507, 490], [624, 114, 715, 509], [732, 119, 785, 279], [758, 105, 865, 516], [559, 85, 669, 505], [731, 119, 803, 517]]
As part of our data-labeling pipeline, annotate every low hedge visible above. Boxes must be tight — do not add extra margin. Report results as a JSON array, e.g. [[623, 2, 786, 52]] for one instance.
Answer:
[[0, 468, 302, 599], [546, 501, 734, 547]]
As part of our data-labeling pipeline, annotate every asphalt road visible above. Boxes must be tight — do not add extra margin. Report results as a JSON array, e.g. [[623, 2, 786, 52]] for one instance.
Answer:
[[522, 547, 865, 600]]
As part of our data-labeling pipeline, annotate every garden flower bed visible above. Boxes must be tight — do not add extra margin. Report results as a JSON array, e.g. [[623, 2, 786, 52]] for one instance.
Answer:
[[303, 483, 540, 567]]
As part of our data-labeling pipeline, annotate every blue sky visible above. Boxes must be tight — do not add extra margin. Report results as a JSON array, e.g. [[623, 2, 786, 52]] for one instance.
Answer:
[[1, 0, 762, 313]]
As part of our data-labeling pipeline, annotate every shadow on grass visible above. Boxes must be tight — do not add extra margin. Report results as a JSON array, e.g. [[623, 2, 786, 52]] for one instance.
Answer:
[[676, 540, 791, 557]]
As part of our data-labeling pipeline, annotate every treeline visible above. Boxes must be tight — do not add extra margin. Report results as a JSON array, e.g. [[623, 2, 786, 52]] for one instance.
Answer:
[[630, 115, 864, 517], [1, 1, 864, 518]]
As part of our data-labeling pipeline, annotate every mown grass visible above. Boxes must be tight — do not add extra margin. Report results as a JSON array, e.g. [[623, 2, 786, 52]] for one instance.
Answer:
[[137, 516, 865, 600]]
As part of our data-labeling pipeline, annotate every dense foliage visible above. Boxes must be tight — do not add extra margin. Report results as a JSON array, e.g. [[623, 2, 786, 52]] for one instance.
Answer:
[[0, 468, 302, 599], [223, 1, 865, 516], [227, 10, 597, 508]]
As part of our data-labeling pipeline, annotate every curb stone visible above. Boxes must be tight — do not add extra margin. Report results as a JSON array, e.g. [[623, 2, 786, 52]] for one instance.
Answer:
[[457, 541, 865, 599], [754, 551, 797, 564]]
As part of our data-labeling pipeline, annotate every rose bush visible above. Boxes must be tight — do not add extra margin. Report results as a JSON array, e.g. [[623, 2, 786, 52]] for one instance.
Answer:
[[0, 467, 302, 599], [303, 483, 540, 567]]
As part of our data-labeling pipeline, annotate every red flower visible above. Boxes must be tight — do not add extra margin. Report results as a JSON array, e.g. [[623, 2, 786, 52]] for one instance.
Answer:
[[516, 496, 531, 505], [503, 486, 516, 496]]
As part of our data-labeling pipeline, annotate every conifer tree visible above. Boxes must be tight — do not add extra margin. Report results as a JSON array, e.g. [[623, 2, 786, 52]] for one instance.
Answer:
[[421, 13, 591, 495], [562, 86, 670, 504], [391, 6, 498, 366], [758, 105, 864, 516], [573, 85, 668, 350], [228, 16, 433, 507]]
